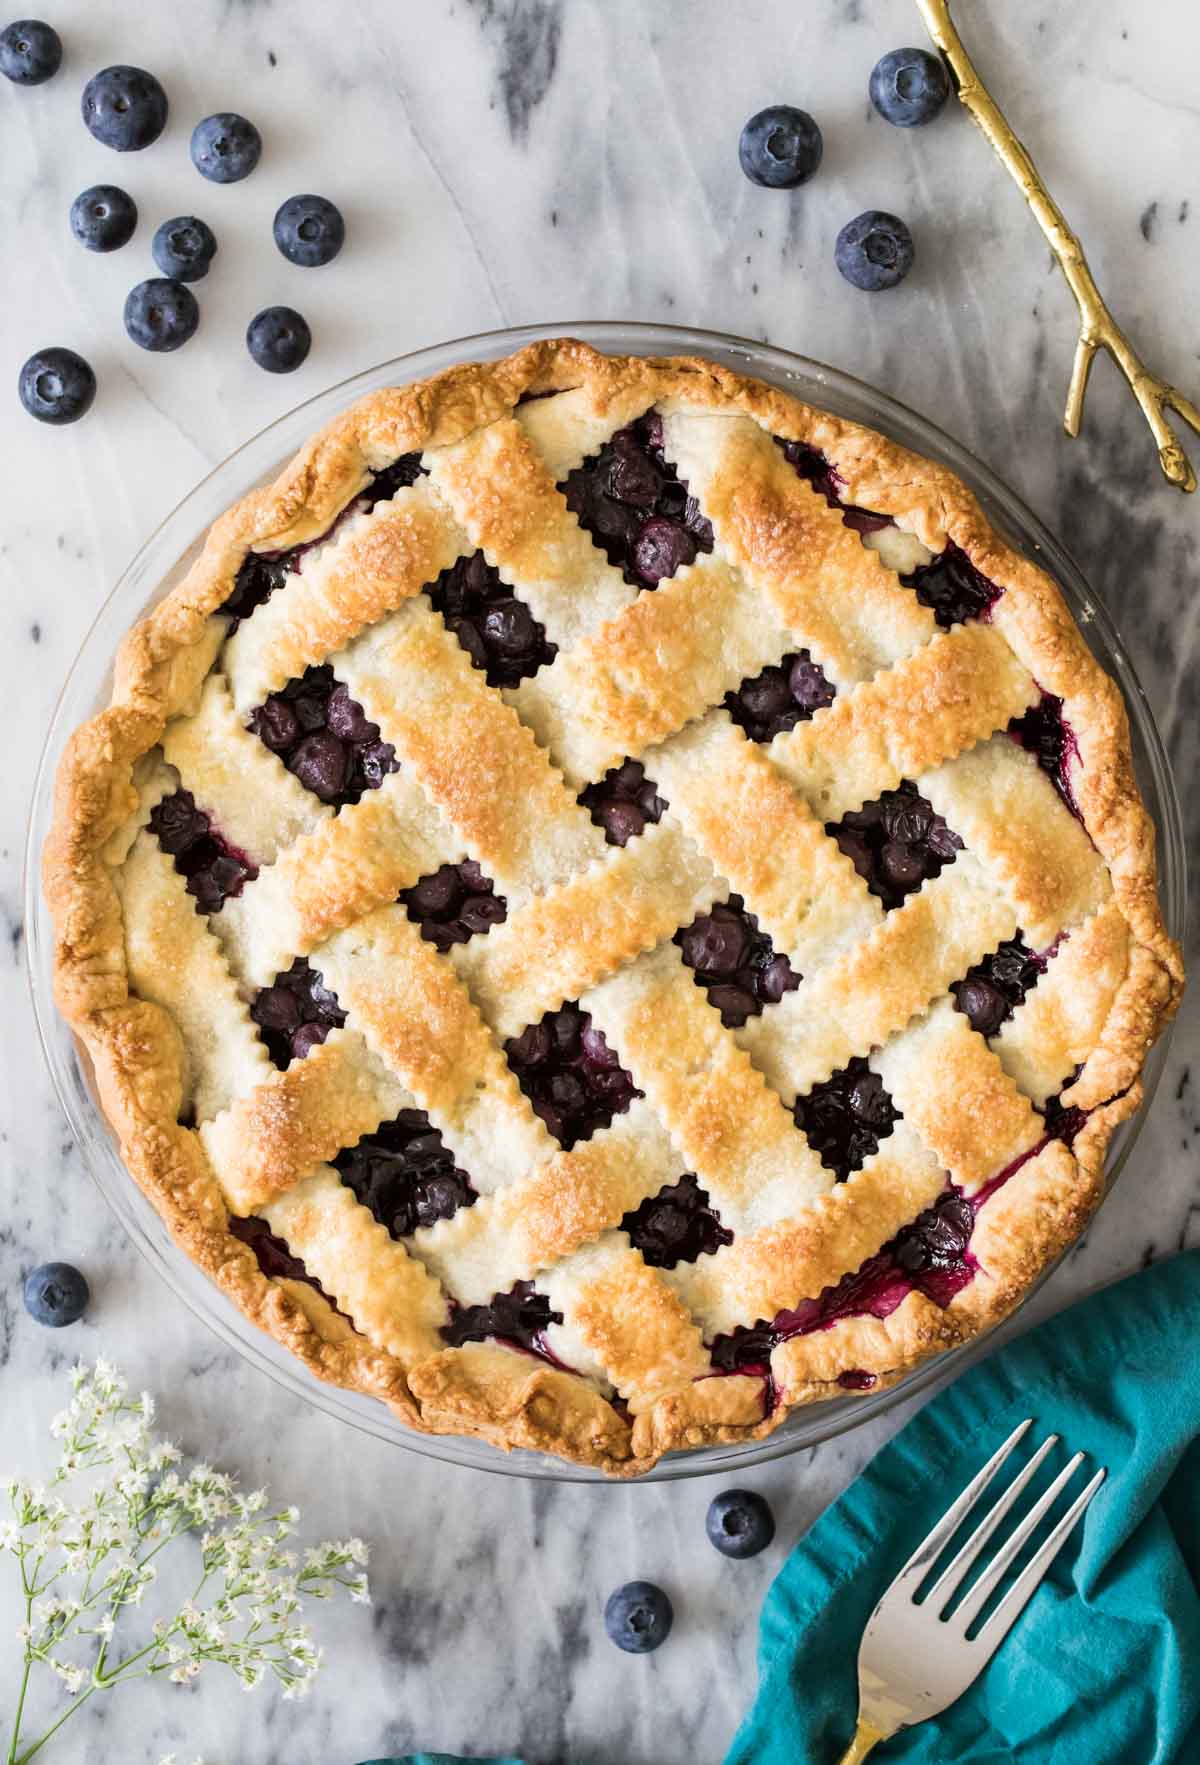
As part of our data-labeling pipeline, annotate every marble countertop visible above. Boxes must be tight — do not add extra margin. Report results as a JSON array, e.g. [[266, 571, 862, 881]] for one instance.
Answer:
[[2, 2, 1197, 1760]]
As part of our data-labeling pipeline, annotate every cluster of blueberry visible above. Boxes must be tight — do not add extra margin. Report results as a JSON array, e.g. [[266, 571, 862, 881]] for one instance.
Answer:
[[739, 46, 952, 291], [605, 1488, 776, 1653], [7, 19, 346, 424]]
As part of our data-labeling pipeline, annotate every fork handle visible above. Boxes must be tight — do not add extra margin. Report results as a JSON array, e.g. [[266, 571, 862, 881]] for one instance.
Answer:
[[836, 1716, 888, 1763]]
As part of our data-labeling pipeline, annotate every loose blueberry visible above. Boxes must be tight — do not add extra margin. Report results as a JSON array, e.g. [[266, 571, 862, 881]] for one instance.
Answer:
[[246, 305, 311, 374], [69, 183, 137, 252], [124, 278, 199, 353], [604, 1581, 673, 1653], [190, 111, 261, 183], [835, 210, 914, 292], [739, 104, 823, 188], [23, 1261, 89, 1327], [869, 47, 951, 128], [0, 18, 61, 84], [706, 1489, 776, 1559], [80, 65, 167, 152], [273, 193, 344, 268], [18, 346, 95, 424], [152, 215, 217, 282]]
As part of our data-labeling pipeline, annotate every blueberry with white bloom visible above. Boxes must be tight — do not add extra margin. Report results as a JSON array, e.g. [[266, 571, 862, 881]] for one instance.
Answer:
[[70, 184, 137, 252], [124, 278, 199, 351], [273, 193, 345, 267], [18, 347, 95, 424], [0, 17, 61, 84], [604, 1581, 673, 1652], [706, 1488, 776, 1558], [80, 64, 167, 151], [190, 111, 261, 183], [869, 47, 950, 128], [738, 104, 823, 189], [152, 215, 217, 281], [835, 210, 914, 291], [23, 1261, 89, 1325], [246, 305, 311, 373]]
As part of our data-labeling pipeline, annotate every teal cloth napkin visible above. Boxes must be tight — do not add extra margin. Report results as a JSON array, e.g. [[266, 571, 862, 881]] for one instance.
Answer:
[[362, 1251, 1200, 1765]]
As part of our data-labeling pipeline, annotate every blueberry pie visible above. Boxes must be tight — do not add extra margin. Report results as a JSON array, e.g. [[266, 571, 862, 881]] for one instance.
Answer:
[[44, 341, 1182, 1473]]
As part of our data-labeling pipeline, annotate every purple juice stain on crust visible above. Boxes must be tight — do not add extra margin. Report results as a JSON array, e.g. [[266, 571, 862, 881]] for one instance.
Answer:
[[1010, 694, 1083, 819], [247, 664, 397, 809], [621, 1174, 733, 1268], [794, 1057, 899, 1181], [441, 1280, 564, 1365], [148, 789, 258, 913], [562, 409, 714, 588], [953, 935, 1045, 1038], [838, 1369, 878, 1391], [902, 542, 1002, 628], [506, 1003, 642, 1149], [334, 1108, 476, 1238], [400, 860, 507, 952], [829, 780, 963, 911], [428, 550, 557, 687], [229, 1214, 343, 1312], [579, 759, 667, 847], [777, 438, 893, 533], [710, 1188, 975, 1374], [251, 958, 346, 1069], [725, 650, 836, 743], [676, 896, 800, 1028]]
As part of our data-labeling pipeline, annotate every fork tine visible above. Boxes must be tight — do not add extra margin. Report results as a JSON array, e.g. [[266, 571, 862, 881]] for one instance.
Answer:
[[922, 1432, 1059, 1612], [971, 1467, 1105, 1652], [894, 1418, 1033, 1585], [950, 1450, 1088, 1634]]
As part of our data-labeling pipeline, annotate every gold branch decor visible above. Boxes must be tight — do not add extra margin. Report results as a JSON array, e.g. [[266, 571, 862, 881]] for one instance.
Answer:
[[916, 0, 1200, 492]]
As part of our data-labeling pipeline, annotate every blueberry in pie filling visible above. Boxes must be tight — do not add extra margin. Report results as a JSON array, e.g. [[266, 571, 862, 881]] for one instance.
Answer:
[[677, 897, 800, 1028], [335, 1110, 477, 1238], [46, 342, 1181, 1473], [506, 1004, 641, 1149], [562, 408, 714, 586], [830, 782, 962, 910], [247, 665, 397, 806]]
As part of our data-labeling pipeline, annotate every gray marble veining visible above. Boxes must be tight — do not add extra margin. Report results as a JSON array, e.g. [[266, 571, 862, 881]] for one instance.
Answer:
[[1, 2, 1197, 1760]]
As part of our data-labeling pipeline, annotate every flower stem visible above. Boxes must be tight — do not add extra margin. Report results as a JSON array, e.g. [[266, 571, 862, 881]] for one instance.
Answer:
[[12, 1685, 95, 1765]]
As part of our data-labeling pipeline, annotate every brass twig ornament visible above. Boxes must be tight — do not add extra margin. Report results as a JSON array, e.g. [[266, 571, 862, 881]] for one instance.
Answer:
[[916, 0, 1200, 491]]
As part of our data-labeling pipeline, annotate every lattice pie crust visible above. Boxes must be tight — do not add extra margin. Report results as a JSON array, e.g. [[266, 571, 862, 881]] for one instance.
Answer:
[[45, 342, 1182, 1474]]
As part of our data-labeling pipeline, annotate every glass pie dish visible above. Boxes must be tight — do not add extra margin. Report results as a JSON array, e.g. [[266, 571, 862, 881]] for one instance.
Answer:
[[24, 321, 1186, 1481]]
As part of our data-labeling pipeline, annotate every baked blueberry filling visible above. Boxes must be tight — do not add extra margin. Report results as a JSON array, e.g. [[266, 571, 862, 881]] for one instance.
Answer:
[[621, 1173, 733, 1268], [777, 438, 893, 533], [710, 1188, 975, 1374], [441, 1280, 564, 1363], [562, 409, 714, 587], [334, 1108, 477, 1237], [400, 860, 507, 951], [229, 1214, 340, 1307], [1042, 1092, 1087, 1147], [248, 664, 397, 808], [676, 897, 800, 1028], [251, 958, 346, 1068], [725, 650, 836, 743], [361, 452, 426, 507], [1010, 694, 1082, 818], [579, 759, 667, 846], [427, 550, 557, 687], [902, 543, 1002, 628], [953, 935, 1045, 1038], [829, 781, 963, 909], [794, 1057, 900, 1181], [506, 1003, 642, 1149], [149, 789, 258, 913]]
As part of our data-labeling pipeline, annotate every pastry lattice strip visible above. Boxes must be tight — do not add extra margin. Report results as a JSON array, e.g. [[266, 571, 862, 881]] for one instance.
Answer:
[[126, 380, 1131, 1417]]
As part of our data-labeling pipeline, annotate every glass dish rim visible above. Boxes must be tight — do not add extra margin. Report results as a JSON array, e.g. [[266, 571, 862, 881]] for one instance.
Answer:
[[23, 318, 1186, 1483]]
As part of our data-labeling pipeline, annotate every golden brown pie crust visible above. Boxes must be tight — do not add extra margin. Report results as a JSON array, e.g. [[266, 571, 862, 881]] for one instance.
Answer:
[[44, 340, 1183, 1475]]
